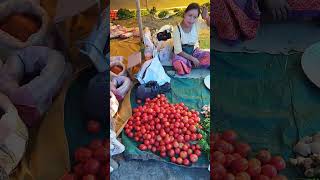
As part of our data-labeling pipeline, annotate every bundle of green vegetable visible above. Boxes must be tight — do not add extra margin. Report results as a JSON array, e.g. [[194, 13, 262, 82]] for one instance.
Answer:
[[198, 104, 210, 160]]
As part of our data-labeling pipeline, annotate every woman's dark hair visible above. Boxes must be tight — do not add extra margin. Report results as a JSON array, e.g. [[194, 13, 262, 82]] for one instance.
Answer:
[[184, 3, 201, 17]]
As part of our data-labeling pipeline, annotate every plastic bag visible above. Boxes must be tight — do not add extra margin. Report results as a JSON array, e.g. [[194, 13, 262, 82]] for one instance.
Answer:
[[110, 60, 126, 78], [0, 0, 49, 58], [0, 93, 28, 175], [110, 91, 119, 117], [157, 40, 173, 65], [84, 72, 108, 121], [136, 55, 171, 86], [0, 46, 71, 127], [78, 8, 108, 73], [110, 76, 132, 101], [110, 130, 125, 156]]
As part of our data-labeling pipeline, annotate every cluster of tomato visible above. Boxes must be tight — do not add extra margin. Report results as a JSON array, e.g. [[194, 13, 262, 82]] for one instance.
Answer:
[[213, 130, 288, 180], [61, 120, 107, 180], [124, 94, 204, 166]]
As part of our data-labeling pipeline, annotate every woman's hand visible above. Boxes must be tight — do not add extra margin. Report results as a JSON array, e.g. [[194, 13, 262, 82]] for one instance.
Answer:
[[264, 0, 289, 21], [191, 57, 200, 68]]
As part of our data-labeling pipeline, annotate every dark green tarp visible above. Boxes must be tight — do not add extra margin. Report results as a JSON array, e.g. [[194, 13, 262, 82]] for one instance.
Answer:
[[122, 74, 210, 168], [213, 51, 320, 178], [64, 68, 108, 165]]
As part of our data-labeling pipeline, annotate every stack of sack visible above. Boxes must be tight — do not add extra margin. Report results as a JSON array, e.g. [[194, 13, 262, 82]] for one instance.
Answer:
[[0, 0, 71, 178]]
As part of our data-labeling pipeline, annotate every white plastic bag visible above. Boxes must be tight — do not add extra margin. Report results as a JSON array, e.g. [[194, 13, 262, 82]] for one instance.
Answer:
[[136, 55, 171, 86], [0, 93, 28, 175], [157, 40, 173, 65], [110, 130, 125, 156], [110, 60, 126, 78], [110, 76, 132, 101], [110, 91, 119, 117]]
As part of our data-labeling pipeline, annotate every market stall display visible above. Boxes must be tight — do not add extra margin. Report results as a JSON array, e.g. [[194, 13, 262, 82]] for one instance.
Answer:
[[124, 94, 203, 166]]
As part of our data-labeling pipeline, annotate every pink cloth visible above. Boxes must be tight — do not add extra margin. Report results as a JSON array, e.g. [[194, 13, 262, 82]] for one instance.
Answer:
[[172, 48, 210, 75]]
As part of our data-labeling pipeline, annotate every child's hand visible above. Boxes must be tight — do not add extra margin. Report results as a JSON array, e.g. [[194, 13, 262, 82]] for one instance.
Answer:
[[201, 6, 209, 20]]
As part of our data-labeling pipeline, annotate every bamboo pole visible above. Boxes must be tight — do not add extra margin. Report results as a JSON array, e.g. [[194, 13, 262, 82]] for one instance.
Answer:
[[135, 0, 144, 42]]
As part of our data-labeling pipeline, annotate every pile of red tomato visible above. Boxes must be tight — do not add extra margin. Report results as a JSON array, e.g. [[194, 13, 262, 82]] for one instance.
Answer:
[[124, 94, 204, 166], [213, 130, 288, 180], [60, 120, 108, 180]]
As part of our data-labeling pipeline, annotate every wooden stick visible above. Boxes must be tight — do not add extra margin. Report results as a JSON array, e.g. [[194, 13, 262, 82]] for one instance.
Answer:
[[135, 0, 144, 42]]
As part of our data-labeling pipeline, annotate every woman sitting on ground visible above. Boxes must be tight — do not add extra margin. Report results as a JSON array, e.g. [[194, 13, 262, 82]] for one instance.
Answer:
[[172, 3, 210, 75]]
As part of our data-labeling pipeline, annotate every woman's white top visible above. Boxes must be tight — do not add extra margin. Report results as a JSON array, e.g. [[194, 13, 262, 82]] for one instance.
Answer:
[[173, 18, 207, 54]]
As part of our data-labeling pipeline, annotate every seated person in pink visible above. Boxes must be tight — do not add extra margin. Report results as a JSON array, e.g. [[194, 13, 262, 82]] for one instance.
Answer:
[[172, 3, 210, 75]]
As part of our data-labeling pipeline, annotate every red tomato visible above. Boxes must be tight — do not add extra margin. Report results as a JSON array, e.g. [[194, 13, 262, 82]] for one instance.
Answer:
[[159, 146, 166, 152], [139, 144, 147, 151], [195, 149, 201, 157], [175, 148, 181, 155], [61, 172, 78, 180], [183, 159, 190, 166], [212, 163, 226, 180], [93, 147, 106, 162], [190, 134, 197, 141], [256, 150, 272, 164], [213, 151, 225, 165], [235, 172, 250, 180], [184, 135, 190, 141], [179, 151, 188, 159], [173, 141, 179, 148], [182, 144, 188, 151], [167, 149, 175, 157], [235, 142, 251, 157], [73, 163, 84, 177], [225, 154, 236, 167], [89, 139, 102, 150], [269, 156, 286, 171], [171, 157, 177, 163], [189, 125, 197, 133], [151, 147, 157, 153], [83, 159, 100, 174], [255, 175, 271, 180], [246, 158, 261, 177], [261, 165, 277, 178], [222, 130, 238, 144], [197, 134, 203, 140], [75, 147, 92, 162], [230, 158, 248, 174], [166, 144, 173, 150], [176, 157, 183, 164], [87, 120, 101, 134], [189, 154, 198, 163], [187, 149, 193, 155], [224, 173, 235, 180], [160, 151, 166, 158], [82, 174, 96, 180]]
